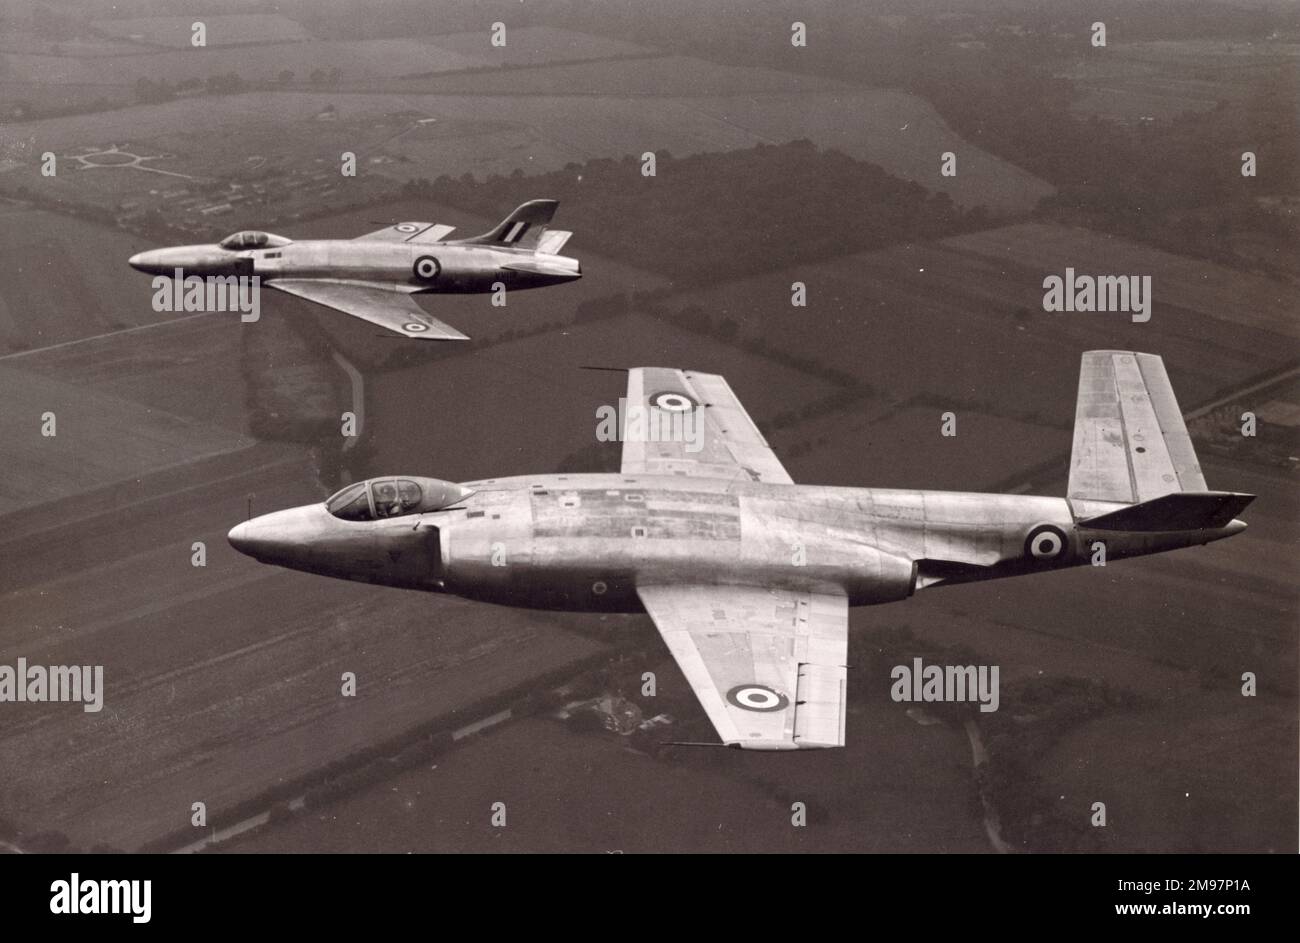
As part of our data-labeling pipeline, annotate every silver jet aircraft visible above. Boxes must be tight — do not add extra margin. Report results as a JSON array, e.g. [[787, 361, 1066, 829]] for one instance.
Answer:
[[128, 200, 580, 340], [228, 352, 1252, 749]]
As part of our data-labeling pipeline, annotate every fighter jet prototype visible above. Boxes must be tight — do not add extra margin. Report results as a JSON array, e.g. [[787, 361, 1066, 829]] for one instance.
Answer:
[[128, 200, 580, 340], [228, 352, 1253, 750]]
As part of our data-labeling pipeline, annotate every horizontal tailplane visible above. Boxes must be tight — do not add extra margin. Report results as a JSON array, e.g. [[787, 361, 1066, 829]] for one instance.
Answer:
[[535, 229, 572, 255], [1080, 491, 1255, 532]]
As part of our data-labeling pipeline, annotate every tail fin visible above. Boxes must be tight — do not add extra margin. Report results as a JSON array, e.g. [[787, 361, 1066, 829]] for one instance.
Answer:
[[460, 199, 558, 250], [1068, 351, 1208, 508]]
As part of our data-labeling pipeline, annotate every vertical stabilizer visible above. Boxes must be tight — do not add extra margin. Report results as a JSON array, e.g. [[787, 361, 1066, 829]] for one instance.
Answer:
[[460, 199, 559, 250], [1069, 351, 1207, 509]]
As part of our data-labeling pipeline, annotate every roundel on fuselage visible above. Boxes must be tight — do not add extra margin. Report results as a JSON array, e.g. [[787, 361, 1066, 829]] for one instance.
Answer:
[[413, 255, 441, 281], [1024, 524, 1069, 561]]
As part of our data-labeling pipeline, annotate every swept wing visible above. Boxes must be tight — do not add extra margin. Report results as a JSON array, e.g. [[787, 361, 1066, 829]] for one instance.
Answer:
[[265, 279, 469, 340]]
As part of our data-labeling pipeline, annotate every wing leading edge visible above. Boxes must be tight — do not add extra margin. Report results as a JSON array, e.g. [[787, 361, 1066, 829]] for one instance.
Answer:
[[266, 279, 469, 340], [637, 584, 848, 750]]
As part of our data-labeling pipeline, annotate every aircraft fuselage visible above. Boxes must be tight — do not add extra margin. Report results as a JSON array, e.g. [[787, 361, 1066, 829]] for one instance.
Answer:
[[227, 473, 1244, 613], [128, 239, 581, 293]]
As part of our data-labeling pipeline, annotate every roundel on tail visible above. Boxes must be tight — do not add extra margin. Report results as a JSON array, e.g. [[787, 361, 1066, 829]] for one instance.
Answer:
[[1024, 524, 1069, 561]]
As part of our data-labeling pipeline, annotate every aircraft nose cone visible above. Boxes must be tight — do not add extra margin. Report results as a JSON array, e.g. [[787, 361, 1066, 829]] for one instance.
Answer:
[[128, 249, 166, 273], [227, 520, 256, 555], [1224, 518, 1248, 537], [228, 506, 324, 566], [227, 516, 280, 557], [128, 245, 232, 276]]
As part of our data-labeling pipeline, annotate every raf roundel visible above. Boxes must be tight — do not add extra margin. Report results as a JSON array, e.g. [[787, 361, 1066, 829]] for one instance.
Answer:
[[413, 255, 441, 281], [1024, 524, 1068, 561], [726, 684, 789, 713], [404, 322, 429, 333], [395, 223, 421, 233], [648, 390, 698, 413]]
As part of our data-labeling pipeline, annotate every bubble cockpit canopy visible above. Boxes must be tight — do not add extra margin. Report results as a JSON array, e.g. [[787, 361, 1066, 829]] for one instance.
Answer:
[[325, 477, 475, 522], [218, 231, 292, 251]]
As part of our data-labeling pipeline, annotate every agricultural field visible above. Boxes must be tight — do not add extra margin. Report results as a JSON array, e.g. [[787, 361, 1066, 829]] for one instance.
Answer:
[[0, 39, 484, 86], [365, 310, 843, 482], [418, 25, 656, 68], [0, 491, 613, 850], [775, 405, 1074, 494], [0, 34, 145, 56], [2, 15, 1055, 219], [3, 84, 1052, 220], [669, 221, 1300, 448], [0, 26, 658, 91], [1062, 39, 1300, 122], [0, 354, 254, 517], [0, 203, 159, 352], [90, 13, 311, 47], [227, 708, 990, 854], [412, 54, 856, 97], [681, 90, 1053, 213]]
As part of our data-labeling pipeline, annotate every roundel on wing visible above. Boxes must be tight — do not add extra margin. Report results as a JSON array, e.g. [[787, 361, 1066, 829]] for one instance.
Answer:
[[413, 255, 441, 281], [726, 684, 789, 713], [404, 322, 430, 333], [395, 223, 421, 233], [1024, 524, 1068, 561], [648, 390, 698, 413]]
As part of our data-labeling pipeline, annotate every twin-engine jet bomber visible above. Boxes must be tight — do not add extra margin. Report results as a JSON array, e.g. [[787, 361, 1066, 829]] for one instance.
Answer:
[[227, 352, 1252, 750], [128, 199, 580, 340]]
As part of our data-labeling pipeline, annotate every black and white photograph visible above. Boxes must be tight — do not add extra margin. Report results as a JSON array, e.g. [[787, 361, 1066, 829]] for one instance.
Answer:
[[0, 0, 1295, 889]]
